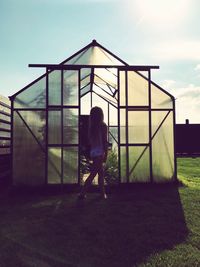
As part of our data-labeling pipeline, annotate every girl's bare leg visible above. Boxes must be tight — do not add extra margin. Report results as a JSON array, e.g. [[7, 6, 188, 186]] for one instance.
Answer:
[[98, 166, 106, 197], [79, 157, 103, 197]]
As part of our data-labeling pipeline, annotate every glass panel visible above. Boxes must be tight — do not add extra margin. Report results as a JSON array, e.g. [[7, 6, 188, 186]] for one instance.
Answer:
[[119, 71, 125, 106], [93, 84, 117, 107], [64, 46, 123, 66], [48, 110, 61, 144], [63, 147, 78, 184], [120, 146, 127, 182], [151, 84, 173, 109], [128, 111, 149, 143], [14, 77, 46, 108], [152, 111, 174, 181], [129, 146, 150, 182], [81, 74, 91, 89], [94, 68, 117, 90], [48, 148, 61, 184], [80, 84, 90, 97], [18, 110, 46, 147], [109, 126, 118, 145], [81, 93, 91, 115], [13, 111, 45, 185], [48, 70, 61, 105], [109, 104, 118, 126], [120, 108, 126, 143], [63, 109, 78, 144], [63, 70, 78, 106], [128, 71, 148, 106]]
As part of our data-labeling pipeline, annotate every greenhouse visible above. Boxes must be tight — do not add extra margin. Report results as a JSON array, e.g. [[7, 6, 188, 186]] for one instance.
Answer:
[[10, 40, 176, 186]]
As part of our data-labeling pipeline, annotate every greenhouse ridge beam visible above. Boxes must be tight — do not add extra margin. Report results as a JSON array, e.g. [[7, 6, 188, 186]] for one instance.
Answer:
[[29, 64, 159, 71]]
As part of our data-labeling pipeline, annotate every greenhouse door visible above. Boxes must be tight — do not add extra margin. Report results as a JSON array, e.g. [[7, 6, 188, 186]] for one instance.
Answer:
[[47, 69, 80, 185], [118, 69, 151, 183]]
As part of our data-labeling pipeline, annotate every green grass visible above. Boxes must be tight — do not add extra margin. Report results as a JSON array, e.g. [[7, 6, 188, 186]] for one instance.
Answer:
[[0, 158, 200, 267]]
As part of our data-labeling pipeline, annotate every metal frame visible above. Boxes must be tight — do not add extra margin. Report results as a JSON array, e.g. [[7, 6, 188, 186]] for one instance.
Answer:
[[9, 40, 176, 186]]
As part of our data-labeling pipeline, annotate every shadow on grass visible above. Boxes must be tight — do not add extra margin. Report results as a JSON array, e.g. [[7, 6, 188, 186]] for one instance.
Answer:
[[0, 184, 188, 267]]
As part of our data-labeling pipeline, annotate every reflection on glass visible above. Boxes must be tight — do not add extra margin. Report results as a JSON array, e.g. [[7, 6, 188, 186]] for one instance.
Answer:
[[48, 148, 61, 184], [63, 70, 78, 106], [48, 110, 61, 144], [63, 109, 78, 144], [63, 147, 78, 184], [128, 111, 149, 144], [14, 77, 46, 109], [48, 70, 61, 105], [120, 146, 127, 182], [129, 146, 150, 182]]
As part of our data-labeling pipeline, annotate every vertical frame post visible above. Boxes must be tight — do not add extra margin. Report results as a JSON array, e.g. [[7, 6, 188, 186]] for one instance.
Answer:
[[61, 70, 64, 186], [117, 68, 121, 183], [78, 69, 81, 186], [45, 68, 49, 185], [148, 70, 153, 183], [173, 99, 177, 181], [125, 70, 129, 183], [10, 99, 14, 185]]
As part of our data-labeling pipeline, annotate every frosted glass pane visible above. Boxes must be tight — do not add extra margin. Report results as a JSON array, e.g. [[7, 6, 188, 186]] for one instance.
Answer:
[[120, 108, 126, 143], [63, 70, 78, 106], [81, 75, 90, 89], [109, 105, 118, 126], [64, 46, 123, 66], [14, 77, 46, 108], [81, 93, 91, 114], [128, 71, 149, 106], [48, 110, 61, 144], [120, 146, 127, 182], [63, 147, 78, 184], [129, 146, 150, 182], [94, 68, 117, 89], [152, 111, 174, 181], [63, 109, 78, 144], [48, 70, 61, 105], [48, 148, 61, 184], [18, 110, 46, 146], [93, 85, 117, 107], [119, 71, 125, 106], [13, 111, 45, 185], [151, 84, 173, 109], [109, 126, 118, 147], [128, 111, 149, 143], [80, 84, 90, 97]]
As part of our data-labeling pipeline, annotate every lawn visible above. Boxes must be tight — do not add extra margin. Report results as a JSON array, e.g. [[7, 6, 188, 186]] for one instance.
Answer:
[[0, 158, 200, 267]]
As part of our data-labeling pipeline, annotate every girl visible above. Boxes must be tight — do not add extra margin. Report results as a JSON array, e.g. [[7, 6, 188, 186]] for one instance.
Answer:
[[79, 106, 108, 199]]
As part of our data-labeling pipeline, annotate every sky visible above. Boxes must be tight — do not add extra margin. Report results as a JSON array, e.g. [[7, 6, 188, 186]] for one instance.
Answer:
[[0, 0, 200, 123]]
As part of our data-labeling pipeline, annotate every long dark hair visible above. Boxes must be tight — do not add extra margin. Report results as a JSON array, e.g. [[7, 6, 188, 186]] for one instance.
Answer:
[[89, 106, 104, 139]]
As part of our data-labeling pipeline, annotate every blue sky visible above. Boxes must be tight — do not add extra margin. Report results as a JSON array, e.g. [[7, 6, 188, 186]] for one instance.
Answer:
[[0, 0, 200, 122]]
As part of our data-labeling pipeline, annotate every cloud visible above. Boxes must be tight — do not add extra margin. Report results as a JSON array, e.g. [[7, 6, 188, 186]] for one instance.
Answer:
[[194, 64, 200, 71]]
